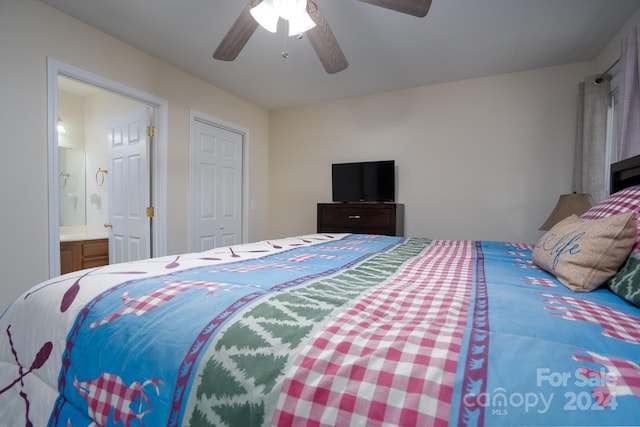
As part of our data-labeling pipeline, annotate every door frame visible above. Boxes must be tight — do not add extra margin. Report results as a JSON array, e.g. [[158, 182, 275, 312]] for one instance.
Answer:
[[47, 58, 168, 277], [189, 110, 249, 251]]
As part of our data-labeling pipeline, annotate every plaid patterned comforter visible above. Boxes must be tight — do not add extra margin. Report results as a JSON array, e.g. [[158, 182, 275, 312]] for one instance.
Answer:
[[1, 234, 639, 426]]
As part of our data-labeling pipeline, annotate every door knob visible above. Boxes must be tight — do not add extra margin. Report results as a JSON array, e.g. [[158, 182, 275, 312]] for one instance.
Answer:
[[104, 222, 113, 229]]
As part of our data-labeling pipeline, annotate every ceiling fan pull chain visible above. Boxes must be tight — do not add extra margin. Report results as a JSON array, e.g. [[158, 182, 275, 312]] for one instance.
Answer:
[[282, 21, 289, 58]]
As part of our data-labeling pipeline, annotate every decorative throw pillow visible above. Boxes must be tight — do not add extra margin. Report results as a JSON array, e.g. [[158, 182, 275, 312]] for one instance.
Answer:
[[532, 211, 637, 292], [580, 186, 640, 306], [608, 251, 640, 306]]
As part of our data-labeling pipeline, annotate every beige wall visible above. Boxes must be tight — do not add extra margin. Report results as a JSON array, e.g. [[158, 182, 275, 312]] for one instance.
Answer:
[[0, 0, 269, 309], [268, 63, 593, 243], [268, 10, 640, 244]]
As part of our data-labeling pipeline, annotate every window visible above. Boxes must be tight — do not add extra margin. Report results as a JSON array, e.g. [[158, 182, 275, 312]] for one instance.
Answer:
[[604, 74, 619, 195]]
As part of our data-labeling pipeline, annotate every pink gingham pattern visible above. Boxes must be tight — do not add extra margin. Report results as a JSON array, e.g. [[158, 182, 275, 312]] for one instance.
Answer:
[[273, 240, 476, 427], [573, 350, 640, 406], [581, 186, 640, 251], [319, 246, 366, 252], [73, 373, 161, 426], [282, 254, 339, 263], [542, 293, 640, 344], [221, 263, 303, 273], [503, 242, 533, 251], [506, 251, 529, 257], [523, 276, 558, 288], [89, 280, 232, 329]]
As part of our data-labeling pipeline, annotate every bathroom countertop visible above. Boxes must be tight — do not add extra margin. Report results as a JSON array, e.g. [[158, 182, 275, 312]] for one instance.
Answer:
[[60, 232, 109, 242]]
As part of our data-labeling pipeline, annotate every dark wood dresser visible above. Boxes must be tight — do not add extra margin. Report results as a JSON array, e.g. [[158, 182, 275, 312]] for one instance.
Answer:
[[317, 203, 404, 236]]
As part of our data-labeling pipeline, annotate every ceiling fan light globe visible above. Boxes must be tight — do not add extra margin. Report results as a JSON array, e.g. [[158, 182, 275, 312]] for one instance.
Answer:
[[250, 0, 279, 33], [288, 12, 315, 36], [273, 0, 306, 21]]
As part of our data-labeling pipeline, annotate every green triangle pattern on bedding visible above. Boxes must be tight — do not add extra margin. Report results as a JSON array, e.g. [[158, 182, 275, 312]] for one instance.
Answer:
[[185, 238, 431, 427]]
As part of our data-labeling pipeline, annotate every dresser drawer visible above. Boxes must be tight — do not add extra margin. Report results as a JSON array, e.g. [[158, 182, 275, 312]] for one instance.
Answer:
[[317, 203, 404, 236], [319, 206, 393, 229]]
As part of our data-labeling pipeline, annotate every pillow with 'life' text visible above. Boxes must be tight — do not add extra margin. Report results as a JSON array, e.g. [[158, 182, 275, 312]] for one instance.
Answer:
[[532, 211, 636, 292]]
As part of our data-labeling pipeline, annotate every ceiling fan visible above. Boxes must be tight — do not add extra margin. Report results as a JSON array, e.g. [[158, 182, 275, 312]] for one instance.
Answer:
[[213, 0, 432, 74]]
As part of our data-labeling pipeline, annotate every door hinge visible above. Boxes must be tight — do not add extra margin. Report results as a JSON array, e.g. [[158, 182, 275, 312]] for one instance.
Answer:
[[147, 126, 155, 137], [146, 206, 155, 218]]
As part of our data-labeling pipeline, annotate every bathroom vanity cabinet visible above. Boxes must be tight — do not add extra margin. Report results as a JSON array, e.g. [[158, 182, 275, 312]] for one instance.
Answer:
[[60, 238, 109, 274]]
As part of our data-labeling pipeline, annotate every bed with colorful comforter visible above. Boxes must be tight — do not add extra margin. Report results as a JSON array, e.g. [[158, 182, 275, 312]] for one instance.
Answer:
[[2, 187, 640, 426]]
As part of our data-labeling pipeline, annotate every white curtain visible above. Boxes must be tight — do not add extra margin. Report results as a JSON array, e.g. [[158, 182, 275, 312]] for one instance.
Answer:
[[618, 23, 640, 160], [573, 75, 610, 202]]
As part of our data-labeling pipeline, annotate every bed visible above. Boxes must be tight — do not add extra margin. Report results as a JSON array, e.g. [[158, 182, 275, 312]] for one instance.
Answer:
[[2, 160, 640, 427]]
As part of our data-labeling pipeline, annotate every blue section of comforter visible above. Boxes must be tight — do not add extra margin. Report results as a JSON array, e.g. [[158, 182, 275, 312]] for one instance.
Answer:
[[453, 241, 640, 426], [50, 235, 401, 426]]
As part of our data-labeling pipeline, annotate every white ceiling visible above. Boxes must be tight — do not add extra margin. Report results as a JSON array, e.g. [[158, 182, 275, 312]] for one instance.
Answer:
[[40, 0, 640, 110]]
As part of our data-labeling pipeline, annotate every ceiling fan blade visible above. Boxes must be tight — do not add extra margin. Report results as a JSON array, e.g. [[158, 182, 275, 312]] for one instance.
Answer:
[[213, 0, 262, 61], [306, 1, 348, 74], [356, 0, 432, 17]]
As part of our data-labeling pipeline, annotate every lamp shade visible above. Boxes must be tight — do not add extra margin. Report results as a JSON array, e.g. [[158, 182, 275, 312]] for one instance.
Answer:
[[539, 193, 595, 231]]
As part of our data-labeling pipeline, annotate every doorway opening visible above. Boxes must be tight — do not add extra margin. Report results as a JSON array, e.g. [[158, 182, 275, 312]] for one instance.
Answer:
[[47, 58, 168, 278]]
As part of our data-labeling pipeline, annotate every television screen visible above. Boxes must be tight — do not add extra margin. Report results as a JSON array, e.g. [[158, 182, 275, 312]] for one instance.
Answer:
[[332, 160, 395, 202]]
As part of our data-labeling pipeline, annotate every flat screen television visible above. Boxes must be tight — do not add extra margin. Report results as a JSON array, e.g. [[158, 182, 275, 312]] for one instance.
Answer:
[[332, 160, 395, 202]]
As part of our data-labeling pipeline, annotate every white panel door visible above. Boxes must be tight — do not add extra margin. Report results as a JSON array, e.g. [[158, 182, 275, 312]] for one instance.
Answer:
[[108, 107, 151, 263], [192, 119, 243, 251]]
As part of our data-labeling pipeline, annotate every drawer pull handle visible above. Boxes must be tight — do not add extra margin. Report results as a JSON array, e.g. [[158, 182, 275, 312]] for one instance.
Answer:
[[348, 215, 361, 219]]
